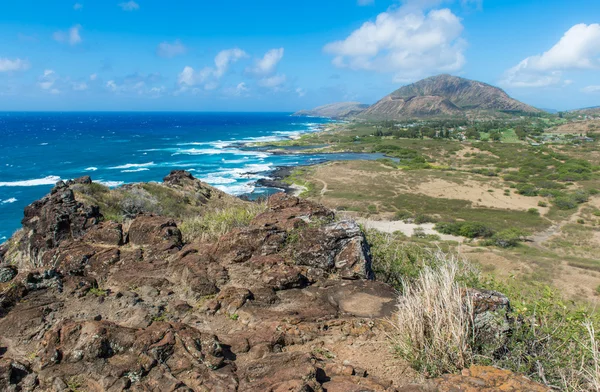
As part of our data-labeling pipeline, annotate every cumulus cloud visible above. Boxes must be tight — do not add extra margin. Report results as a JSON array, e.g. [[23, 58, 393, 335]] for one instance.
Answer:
[[73, 3, 83, 10], [501, 24, 600, 88], [324, 3, 466, 82], [178, 48, 247, 89], [53, 24, 82, 45], [582, 85, 600, 93], [247, 48, 284, 76], [156, 40, 186, 58], [0, 58, 30, 72], [39, 70, 58, 91], [119, 1, 139, 11]]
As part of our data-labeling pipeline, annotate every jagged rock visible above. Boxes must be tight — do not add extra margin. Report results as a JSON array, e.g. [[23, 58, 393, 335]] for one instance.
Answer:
[[83, 221, 124, 246], [292, 220, 374, 280], [16, 178, 102, 268], [0, 265, 17, 283], [128, 215, 182, 250]]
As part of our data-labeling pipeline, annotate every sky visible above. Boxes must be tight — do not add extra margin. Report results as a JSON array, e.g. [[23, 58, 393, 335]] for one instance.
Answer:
[[0, 0, 599, 111]]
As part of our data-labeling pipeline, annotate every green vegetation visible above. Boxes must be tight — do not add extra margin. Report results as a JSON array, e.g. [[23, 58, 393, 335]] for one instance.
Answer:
[[88, 287, 108, 297]]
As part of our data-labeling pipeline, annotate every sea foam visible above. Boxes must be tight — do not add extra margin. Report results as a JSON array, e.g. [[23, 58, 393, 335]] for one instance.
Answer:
[[0, 175, 61, 187], [1, 198, 17, 204], [109, 162, 155, 170]]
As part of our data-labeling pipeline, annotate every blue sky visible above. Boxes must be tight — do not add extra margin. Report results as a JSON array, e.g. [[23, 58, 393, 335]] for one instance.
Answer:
[[0, 0, 599, 111]]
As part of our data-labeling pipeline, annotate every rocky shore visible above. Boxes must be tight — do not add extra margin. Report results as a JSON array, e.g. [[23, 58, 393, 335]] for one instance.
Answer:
[[0, 171, 549, 391]]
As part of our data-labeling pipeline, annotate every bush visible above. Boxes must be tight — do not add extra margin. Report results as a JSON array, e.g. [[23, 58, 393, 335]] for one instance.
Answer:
[[538, 201, 548, 207], [554, 196, 578, 210], [394, 211, 412, 221], [414, 214, 436, 224], [487, 228, 529, 248], [435, 222, 494, 239], [367, 204, 378, 213], [516, 183, 538, 196], [527, 208, 539, 215]]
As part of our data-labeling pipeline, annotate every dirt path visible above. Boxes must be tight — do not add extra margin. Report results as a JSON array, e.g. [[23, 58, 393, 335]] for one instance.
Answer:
[[316, 179, 328, 196]]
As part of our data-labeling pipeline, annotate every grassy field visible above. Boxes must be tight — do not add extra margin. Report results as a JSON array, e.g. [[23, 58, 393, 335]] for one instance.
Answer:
[[278, 119, 600, 303]]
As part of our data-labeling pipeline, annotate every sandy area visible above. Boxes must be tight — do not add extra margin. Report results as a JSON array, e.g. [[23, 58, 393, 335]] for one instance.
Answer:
[[356, 218, 464, 242], [414, 178, 549, 214]]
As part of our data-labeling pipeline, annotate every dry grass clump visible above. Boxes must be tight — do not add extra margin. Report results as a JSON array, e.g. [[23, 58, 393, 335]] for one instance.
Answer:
[[392, 252, 474, 377], [179, 201, 267, 243]]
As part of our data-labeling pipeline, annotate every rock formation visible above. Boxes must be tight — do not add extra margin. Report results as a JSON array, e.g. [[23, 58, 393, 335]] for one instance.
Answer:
[[0, 171, 549, 391]]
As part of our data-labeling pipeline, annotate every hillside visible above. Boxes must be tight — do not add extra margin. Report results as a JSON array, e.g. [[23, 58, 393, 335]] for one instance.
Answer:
[[293, 101, 369, 119], [570, 106, 600, 116], [361, 74, 541, 119]]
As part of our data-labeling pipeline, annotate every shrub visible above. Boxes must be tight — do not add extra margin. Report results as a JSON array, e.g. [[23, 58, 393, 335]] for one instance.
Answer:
[[394, 211, 412, 221], [414, 214, 436, 224], [516, 183, 538, 196], [538, 201, 548, 207], [553, 196, 578, 210], [578, 218, 585, 225], [435, 222, 494, 239], [527, 208, 539, 215], [392, 255, 474, 377], [367, 204, 378, 213], [487, 228, 529, 248]]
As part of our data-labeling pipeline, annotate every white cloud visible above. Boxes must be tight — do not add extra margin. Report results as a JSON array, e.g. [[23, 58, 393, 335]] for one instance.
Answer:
[[73, 3, 83, 10], [501, 24, 600, 88], [156, 40, 186, 58], [258, 74, 286, 89], [105, 72, 165, 96], [89, 73, 97, 81], [39, 70, 58, 90], [582, 85, 600, 93], [119, 1, 139, 11], [324, 4, 466, 82], [358, 0, 374, 5], [0, 58, 30, 72], [72, 82, 88, 91], [296, 87, 306, 97], [178, 48, 247, 88], [225, 82, 250, 97], [248, 48, 284, 76], [53, 24, 82, 45]]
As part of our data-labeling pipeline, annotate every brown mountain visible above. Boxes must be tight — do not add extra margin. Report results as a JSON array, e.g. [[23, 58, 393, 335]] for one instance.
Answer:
[[293, 101, 370, 119], [361, 74, 541, 119]]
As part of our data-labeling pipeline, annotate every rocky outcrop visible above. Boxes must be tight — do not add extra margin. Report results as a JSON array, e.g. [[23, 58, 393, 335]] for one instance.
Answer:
[[0, 173, 549, 391]]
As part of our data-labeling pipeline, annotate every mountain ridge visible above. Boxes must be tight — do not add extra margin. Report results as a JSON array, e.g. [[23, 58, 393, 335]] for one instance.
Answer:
[[362, 74, 541, 119], [296, 74, 542, 120]]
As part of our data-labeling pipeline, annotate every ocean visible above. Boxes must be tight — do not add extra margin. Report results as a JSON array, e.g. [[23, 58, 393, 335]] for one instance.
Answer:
[[0, 112, 384, 242]]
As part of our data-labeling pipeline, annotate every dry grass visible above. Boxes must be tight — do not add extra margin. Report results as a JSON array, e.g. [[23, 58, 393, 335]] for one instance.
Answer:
[[179, 201, 267, 243], [391, 252, 474, 377]]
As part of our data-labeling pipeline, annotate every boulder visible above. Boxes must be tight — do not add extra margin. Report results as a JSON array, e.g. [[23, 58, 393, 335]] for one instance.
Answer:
[[0, 265, 17, 283], [128, 215, 182, 250]]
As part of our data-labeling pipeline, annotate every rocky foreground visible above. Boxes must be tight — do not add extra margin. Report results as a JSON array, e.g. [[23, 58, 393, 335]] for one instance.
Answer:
[[0, 171, 548, 391]]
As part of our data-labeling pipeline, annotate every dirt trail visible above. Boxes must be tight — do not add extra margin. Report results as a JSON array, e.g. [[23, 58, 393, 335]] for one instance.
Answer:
[[316, 179, 328, 196]]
